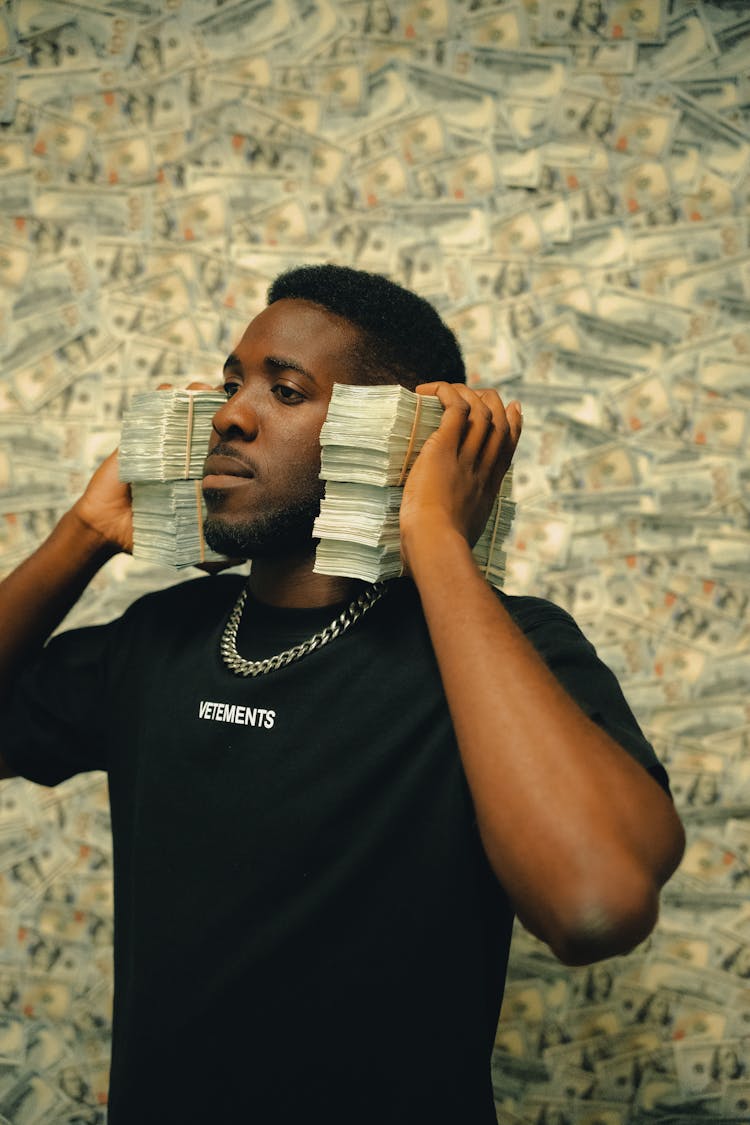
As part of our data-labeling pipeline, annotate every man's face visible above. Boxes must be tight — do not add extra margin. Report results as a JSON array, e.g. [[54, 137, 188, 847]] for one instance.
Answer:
[[203, 298, 374, 559], [587, 101, 612, 138], [580, 0, 604, 28]]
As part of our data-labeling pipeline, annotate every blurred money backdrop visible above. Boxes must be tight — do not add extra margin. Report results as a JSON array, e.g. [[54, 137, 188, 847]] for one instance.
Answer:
[[0, 0, 749, 1121]]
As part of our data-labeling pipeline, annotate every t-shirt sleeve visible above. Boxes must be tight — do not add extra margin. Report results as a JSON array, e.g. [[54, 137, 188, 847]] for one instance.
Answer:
[[3, 621, 116, 786], [501, 595, 671, 795]]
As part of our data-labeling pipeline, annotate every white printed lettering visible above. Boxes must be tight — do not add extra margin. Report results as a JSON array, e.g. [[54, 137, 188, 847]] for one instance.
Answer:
[[198, 699, 275, 731]]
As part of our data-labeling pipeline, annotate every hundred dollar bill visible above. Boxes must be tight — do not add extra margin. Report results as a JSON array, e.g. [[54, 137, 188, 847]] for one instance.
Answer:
[[280, 0, 339, 59], [35, 184, 151, 237], [572, 39, 637, 74], [677, 169, 736, 222], [10, 251, 96, 319], [389, 203, 489, 252], [674, 1034, 750, 1094], [637, 5, 718, 78], [402, 63, 497, 134], [0, 65, 15, 123], [539, 0, 667, 44], [685, 14, 750, 80], [670, 88, 750, 187], [194, 0, 295, 60], [68, 74, 191, 137], [456, 46, 570, 100], [0, 1073, 61, 1122], [349, 108, 450, 169], [460, 3, 530, 51], [541, 219, 629, 268], [0, 238, 31, 292], [409, 149, 501, 205]]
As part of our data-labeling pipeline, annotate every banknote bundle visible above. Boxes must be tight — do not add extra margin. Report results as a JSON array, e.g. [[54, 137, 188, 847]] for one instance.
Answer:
[[314, 384, 514, 585], [119, 389, 225, 568], [118, 389, 224, 482]]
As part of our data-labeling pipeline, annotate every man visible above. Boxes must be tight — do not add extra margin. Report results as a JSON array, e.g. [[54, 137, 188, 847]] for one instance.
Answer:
[[0, 266, 683, 1123]]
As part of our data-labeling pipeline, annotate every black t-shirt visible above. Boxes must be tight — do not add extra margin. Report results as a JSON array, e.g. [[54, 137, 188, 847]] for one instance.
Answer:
[[4, 576, 668, 1124]]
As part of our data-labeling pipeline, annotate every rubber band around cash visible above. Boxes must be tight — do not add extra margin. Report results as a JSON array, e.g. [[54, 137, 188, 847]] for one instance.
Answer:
[[397, 394, 423, 487], [194, 479, 206, 563], [184, 393, 196, 479]]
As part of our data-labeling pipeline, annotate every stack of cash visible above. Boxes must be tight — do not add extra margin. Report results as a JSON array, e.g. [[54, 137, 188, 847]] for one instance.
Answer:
[[118, 389, 225, 482], [129, 480, 225, 569], [119, 390, 226, 568], [319, 384, 445, 485], [314, 384, 515, 587]]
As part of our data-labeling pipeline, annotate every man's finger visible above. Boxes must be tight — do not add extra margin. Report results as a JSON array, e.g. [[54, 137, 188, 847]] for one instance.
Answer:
[[156, 381, 218, 392]]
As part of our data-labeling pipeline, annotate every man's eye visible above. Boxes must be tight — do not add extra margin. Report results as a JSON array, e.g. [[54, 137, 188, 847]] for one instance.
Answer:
[[223, 382, 239, 398], [273, 384, 303, 403]]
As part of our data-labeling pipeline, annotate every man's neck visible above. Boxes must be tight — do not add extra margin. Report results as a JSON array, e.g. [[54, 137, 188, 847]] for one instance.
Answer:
[[247, 554, 361, 609]]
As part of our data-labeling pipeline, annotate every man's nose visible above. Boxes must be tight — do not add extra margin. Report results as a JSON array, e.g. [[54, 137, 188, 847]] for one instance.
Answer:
[[211, 387, 260, 442]]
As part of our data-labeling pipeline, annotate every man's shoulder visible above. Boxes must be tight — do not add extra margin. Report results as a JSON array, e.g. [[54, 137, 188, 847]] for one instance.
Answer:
[[495, 590, 595, 661], [496, 590, 582, 635]]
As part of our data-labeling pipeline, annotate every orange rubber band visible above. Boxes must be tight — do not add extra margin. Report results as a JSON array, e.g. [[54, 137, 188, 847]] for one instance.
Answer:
[[397, 395, 423, 487]]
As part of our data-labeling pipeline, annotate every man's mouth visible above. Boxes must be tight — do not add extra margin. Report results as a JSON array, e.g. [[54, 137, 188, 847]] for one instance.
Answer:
[[202, 453, 256, 489]]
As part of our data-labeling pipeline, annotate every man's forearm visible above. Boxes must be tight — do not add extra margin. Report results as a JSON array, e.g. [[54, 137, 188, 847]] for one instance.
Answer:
[[408, 527, 685, 965], [0, 508, 118, 704]]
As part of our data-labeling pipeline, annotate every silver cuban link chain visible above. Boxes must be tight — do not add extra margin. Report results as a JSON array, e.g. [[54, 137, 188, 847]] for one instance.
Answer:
[[219, 581, 387, 677]]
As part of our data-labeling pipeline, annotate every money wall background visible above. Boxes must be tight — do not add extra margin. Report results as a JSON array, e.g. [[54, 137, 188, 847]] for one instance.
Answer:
[[0, 0, 749, 1121]]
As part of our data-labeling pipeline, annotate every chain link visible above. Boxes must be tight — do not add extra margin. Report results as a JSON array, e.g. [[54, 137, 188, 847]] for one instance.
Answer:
[[219, 582, 387, 677]]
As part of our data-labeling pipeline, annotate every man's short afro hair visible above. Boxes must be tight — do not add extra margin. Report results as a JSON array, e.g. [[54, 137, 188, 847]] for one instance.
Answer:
[[267, 264, 466, 391]]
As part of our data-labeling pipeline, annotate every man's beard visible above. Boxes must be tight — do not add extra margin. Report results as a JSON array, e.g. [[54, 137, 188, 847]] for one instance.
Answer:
[[202, 488, 322, 560]]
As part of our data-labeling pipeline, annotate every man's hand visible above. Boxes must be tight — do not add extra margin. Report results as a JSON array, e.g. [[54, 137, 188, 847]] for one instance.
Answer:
[[399, 382, 522, 573], [71, 449, 133, 556]]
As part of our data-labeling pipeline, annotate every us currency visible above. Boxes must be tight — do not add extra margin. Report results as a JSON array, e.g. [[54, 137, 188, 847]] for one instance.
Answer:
[[193, 0, 296, 60], [637, 5, 719, 78], [33, 185, 151, 237], [670, 88, 750, 186], [68, 74, 192, 137], [454, 47, 570, 101], [538, 0, 667, 45], [402, 64, 498, 134], [130, 480, 225, 569], [115, 389, 226, 568], [685, 13, 750, 80], [314, 384, 514, 586], [118, 390, 224, 482]]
